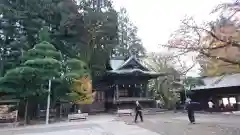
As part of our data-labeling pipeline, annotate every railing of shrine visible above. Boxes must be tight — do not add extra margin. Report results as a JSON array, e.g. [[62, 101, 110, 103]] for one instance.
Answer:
[[107, 97, 154, 102]]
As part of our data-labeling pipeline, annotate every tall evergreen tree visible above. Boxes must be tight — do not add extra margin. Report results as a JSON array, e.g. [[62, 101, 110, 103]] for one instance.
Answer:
[[0, 0, 61, 76], [113, 7, 146, 58], [0, 27, 62, 124], [0, 0, 120, 89]]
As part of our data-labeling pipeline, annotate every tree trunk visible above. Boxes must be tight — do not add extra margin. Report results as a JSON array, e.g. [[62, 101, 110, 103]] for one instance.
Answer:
[[24, 98, 29, 125]]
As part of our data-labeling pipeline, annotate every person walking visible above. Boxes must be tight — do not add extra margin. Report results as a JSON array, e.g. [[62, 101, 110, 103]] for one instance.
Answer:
[[134, 101, 143, 123], [208, 100, 214, 113], [185, 98, 199, 124], [186, 99, 195, 124], [174, 100, 182, 113]]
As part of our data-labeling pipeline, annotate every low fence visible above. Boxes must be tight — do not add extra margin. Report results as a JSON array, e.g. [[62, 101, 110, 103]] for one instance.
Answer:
[[0, 100, 19, 128]]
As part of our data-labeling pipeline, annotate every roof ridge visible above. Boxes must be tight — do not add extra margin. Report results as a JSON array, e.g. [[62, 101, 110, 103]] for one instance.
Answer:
[[115, 55, 150, 71]]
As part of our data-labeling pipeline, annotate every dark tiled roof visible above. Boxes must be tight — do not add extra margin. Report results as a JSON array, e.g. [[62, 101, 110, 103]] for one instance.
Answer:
[[108, 55, 166, 78], [192, 73, 240, 90]]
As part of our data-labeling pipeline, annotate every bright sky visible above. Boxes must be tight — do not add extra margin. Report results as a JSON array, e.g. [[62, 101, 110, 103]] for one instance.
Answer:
[[112, 0, 231, 76], [112, 0, 231, 51]]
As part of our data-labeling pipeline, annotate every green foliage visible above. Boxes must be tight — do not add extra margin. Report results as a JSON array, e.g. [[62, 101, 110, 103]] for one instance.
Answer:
[[65, 58, 90, 79], [24, 41, 62, 60], [0, 38, 63, 124], [146, 53, 181, 109], [0, 67, 44, 98], [0, 40, 62, 98], [0, 0, 147, 121], [182, 77, 205, 91], [113, 7, 146, 58], [23, 41, 62, 79], [0, 0, 120, 102], [53, 58, 92, 103], [39, 26, 51, 42], [0, 0, 118, 77], [66, 58, 88, 71]]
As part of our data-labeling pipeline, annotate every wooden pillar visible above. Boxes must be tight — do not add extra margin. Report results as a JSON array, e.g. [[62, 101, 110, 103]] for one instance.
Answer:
[[139, 83, 142, 97], [116, 84, 119, 100], [143, 83, 148, 97], [60, 104, 62, 118], [113, 84, 119, 104], [145, 89, 148, 97], [237, 95, 240, 111], [142, 83, 146, 97], [113, 88, 116, 104]]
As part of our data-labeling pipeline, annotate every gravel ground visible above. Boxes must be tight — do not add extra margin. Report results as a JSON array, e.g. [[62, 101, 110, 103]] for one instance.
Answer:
[[119, 112, 240, 135], [1, 113, 240, 135]]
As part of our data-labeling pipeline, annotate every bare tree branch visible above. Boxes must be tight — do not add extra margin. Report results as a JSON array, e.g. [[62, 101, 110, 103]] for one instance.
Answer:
[[163, 14, 240, 67], [200, 50, 240, 65]]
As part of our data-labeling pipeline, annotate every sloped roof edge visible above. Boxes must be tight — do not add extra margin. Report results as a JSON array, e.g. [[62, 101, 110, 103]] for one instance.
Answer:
[[116, 55, 149, 71], [192, 73, 240, 90], [107, 69, 166, 75]]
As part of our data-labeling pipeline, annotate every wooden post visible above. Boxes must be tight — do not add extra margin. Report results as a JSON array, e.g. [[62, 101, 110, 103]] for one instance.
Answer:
[[140, 85, 143, 97], [142, 83, 147, 97], [116, 84, 119, 100], [115, 84, 120, 110], [113, 87, 116, 104], [24, 99, 28, 125], [237, 96, 240, 111], [15, 101, 19, 127], [60, 104, 62, 119]]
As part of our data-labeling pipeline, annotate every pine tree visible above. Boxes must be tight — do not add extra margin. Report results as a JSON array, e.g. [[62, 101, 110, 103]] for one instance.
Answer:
[[0, 28, 62, 124]]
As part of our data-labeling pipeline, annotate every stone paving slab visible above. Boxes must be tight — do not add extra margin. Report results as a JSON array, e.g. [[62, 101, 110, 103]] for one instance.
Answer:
[[222, 111, 240, 115], [0, 115, 116, 132], [16, 127, 113, 135], [1, 124, 99, 135], [120, 113, 240, 135], [6, 120, 160, 135], [4, 113, 240, 135], [100, 121, 160, 135]]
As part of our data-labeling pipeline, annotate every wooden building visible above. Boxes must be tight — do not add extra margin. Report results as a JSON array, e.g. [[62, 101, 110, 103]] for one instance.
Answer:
[[187, 74, 240, 112], [90, 55, 165, 112]]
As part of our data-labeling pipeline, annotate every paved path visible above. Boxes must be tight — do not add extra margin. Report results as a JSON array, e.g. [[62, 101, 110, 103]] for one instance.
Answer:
[[2, 113, 240, 135], [2, 115, 160, 135], [16, 122, 160, 135], [121, 112, 240, 135]]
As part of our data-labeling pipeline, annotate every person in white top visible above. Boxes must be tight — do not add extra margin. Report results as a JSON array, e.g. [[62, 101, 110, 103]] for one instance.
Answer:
[[185, 97, 191, 104], [208, 101, 214, 113]]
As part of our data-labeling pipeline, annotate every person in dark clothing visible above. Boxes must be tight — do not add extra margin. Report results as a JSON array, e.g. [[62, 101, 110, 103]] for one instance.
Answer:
[[185, 99, 199, 124], [174, 101, 181, 113], [134, 101, 143, 122], [186, 102, 195, 124], [220, 103, 224, 111]]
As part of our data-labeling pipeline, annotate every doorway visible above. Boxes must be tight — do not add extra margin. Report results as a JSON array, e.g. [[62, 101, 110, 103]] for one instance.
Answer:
[[219, 96, 237, 111]]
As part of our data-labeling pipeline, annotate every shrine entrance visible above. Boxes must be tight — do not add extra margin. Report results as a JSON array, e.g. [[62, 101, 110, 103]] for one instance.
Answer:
[[102, 55, 166, 111]]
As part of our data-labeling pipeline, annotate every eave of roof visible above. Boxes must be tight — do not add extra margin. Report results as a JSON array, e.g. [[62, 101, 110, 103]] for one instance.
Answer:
[[116, 55, 150, 71], [107, 69, 166, 78], [108, 55, 167, 79], [191, 73, 240, 90]]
